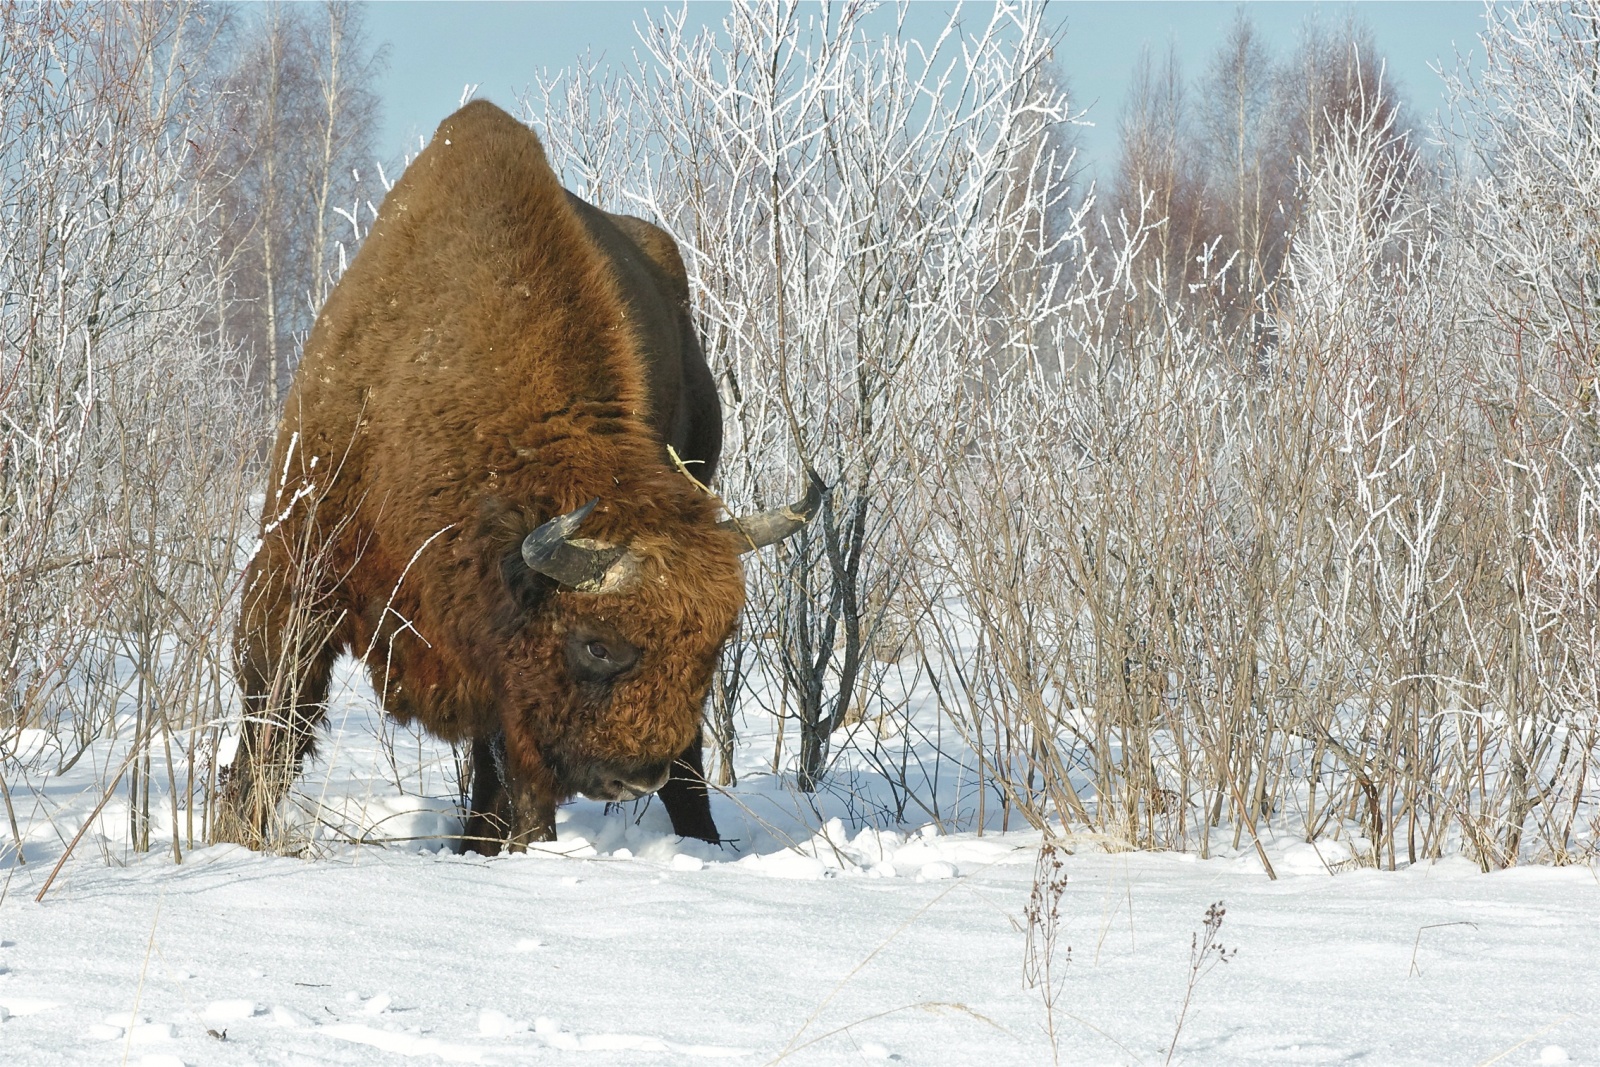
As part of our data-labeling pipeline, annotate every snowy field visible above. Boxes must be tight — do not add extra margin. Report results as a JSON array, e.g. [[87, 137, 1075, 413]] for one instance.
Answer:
[[2, 660, 1598, 1067]]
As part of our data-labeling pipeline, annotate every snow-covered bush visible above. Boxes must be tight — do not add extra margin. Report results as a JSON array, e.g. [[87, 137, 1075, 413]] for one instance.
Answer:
[[9, 0, 1599, 875], [0, 4, 266, 862], [516, 1, 1600, 869], [531, 0, 1080, 806]]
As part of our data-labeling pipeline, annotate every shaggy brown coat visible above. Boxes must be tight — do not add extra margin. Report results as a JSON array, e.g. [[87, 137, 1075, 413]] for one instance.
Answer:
[[225, 101, 743, 850]]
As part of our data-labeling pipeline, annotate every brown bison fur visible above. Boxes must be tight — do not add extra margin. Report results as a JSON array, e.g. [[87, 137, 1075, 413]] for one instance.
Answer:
[[222, 101, 743, 852]]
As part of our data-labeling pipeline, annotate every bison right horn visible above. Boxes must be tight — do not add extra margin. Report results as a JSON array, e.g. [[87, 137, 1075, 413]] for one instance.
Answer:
[[717, 470, 826, 553], [521, 498, 635, 592]]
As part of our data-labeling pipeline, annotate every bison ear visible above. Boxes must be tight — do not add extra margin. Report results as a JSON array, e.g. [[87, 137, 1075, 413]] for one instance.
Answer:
[[496, 544, 552, 625], [471, 496, 553, 625]]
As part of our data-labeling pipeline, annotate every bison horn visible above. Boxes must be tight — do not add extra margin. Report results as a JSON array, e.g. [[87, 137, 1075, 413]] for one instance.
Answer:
[[717, 470, 826, 553], [521, 498, 634, 592]]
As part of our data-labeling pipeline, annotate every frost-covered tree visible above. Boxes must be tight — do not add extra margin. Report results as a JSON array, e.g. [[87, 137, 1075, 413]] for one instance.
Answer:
[[0, 1, 268, 858], [210, 1, 384, 399], [532, 0, 1078, 796]]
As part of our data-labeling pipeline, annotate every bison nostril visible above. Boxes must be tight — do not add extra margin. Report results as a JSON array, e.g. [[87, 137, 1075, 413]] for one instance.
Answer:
[[633, 764, 672, 796], [583, 763, 674, 803]]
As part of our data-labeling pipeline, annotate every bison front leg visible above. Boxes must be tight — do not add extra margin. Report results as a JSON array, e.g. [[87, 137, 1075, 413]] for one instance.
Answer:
[[217, 553, 337, 850], [506, 780, 558, 853], [460, 734, 556, 854], [657, 731, 720, 844], [461, 737, 511, 854]]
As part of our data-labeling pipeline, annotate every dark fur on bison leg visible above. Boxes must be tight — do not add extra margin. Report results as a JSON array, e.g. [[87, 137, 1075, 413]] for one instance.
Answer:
[[463, 734, 557, 853], [216, 695, 331, 849], [460, 737, 511, 855], [216, 659, 334, 851], [657, 733, 720, 843], [505, 784, 557, 853], [217, 558, 336, 850]]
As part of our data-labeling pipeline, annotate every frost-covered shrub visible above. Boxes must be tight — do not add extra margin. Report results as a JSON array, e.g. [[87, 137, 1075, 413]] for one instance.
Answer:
[[0, 4, 266, 858]]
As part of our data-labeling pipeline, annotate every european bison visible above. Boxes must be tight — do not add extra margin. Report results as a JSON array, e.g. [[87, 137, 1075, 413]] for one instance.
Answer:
[[221, 100, 817, 852]]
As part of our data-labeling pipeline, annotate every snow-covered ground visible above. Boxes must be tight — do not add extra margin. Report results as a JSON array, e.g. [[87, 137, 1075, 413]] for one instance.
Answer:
[[2, 659, 1598, 1066]]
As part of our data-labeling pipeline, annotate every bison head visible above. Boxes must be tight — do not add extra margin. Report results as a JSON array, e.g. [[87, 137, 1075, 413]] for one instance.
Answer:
[[493, 475, 822, 805]]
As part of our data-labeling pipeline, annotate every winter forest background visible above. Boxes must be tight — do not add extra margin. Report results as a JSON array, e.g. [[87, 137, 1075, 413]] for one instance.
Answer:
[[5, 0, 1600, 894]]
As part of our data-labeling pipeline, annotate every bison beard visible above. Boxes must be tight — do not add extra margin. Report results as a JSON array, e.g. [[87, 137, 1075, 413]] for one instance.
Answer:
[[219, 101, 817, 853]]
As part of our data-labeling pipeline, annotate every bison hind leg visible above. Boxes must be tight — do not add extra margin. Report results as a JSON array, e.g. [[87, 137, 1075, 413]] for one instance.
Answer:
[[215, 646, 337, 850], [217, 554, 340, 851]]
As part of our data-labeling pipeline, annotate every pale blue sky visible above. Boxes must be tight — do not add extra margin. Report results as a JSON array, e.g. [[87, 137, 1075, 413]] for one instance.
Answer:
[[364, 2, 1488, 180]]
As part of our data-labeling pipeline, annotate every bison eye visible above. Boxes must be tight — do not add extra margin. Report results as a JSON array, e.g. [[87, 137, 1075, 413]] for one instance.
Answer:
[[565, 627, 639, 683]]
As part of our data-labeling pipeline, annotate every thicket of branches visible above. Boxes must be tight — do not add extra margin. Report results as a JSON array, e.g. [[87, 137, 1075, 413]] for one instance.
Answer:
[[1109, 11, 1416, 327], [4, 0, 1598, 873], [534, 1, 1600, 870], [208, 1, 383, 398], [0, 1, 383, 862]]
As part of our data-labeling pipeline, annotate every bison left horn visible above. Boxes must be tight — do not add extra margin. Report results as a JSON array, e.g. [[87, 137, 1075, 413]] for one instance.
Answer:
[[718, 470, 826, 553], [521, 498, 634, 592]]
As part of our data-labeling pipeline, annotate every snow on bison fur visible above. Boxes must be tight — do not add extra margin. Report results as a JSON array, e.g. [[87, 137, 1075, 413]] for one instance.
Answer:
[[221, 100, 818, 853]]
